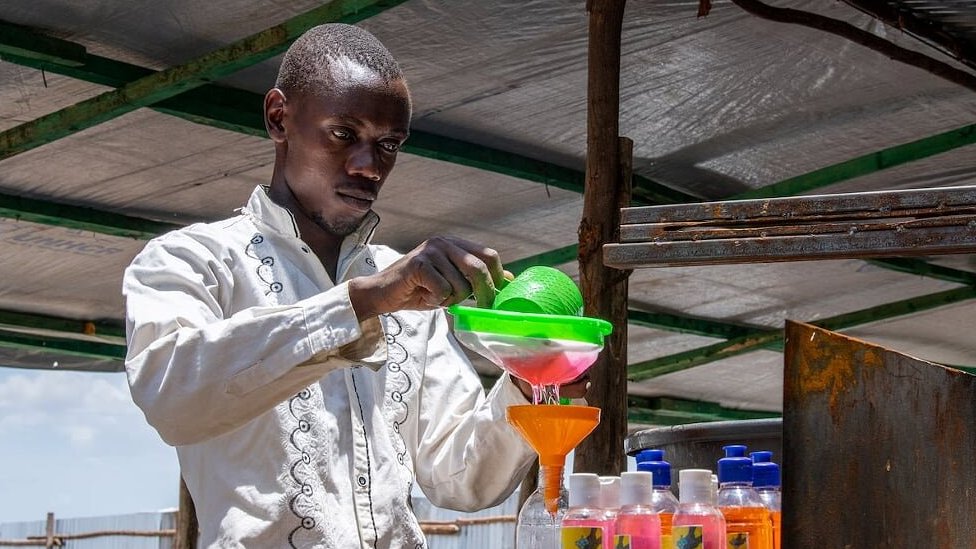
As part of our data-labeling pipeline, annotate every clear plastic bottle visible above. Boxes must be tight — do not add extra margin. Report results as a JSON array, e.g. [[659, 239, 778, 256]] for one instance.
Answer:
[[672, 468, 726, 549], [717, 445, 773, 549], [616, 471, 662, 549], [636, 449, 679, 548], [516, 468, 568, 549], [599, 475, 620, 542], [561, 473, 611, 549], [750, 451, 782, 549]]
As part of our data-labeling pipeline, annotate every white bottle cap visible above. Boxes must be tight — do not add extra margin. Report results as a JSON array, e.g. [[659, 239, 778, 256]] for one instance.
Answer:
[[599, 475, 620, 510], [678, 469, 714, 504], [569, 473, 602, 508], [619, 471, 653, 507]]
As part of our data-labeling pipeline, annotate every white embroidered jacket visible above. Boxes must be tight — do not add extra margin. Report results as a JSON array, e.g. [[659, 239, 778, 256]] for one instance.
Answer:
[[123, 186, 534, 548]]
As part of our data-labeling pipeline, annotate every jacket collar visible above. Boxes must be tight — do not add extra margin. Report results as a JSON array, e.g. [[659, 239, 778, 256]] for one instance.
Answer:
[[243, 185, 380, 248]]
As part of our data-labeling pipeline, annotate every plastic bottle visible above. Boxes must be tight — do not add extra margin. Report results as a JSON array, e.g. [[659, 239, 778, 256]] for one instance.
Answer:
[[709, 474, 718, 507], [599, 476, 620, 542], [636, 449, 679, 548], [751, 451, 782, 549], [672, 468, 726, 549], [517, 467, 568, 549], [616, 471, 662, 549], [717, 445, 773, 549], [562, 473, 611, 549]]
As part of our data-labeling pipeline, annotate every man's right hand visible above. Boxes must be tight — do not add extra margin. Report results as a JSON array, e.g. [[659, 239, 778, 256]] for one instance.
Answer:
[[347, 236, 511, 320]]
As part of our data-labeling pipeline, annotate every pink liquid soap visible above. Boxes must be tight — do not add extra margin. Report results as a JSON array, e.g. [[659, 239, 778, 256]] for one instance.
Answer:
[[502, 348, 599, 386], [616, 511, 661, 549]]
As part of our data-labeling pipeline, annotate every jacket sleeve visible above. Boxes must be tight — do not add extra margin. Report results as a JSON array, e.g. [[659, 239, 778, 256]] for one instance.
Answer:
[[411, 309, 536, 511], [123, 235, 385, 446]]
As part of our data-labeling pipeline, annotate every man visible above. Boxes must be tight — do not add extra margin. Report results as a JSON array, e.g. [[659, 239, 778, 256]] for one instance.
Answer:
[[124, 23, 584, 548]]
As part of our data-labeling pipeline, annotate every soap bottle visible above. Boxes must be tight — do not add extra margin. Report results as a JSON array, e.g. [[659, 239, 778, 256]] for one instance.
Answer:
[[616, 471, 661, 549], [635, 449, 679, 548], [717, 445, 773, 549], [672, 468, 726, 549], [561, 473, 611, 549], [751, 451, 782, 549]]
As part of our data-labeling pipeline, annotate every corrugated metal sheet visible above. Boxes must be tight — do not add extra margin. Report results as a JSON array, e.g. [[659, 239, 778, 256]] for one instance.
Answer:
[[413, 491, 520, 549], [0, 497, 521, 549], [0, 510, 174, 549]]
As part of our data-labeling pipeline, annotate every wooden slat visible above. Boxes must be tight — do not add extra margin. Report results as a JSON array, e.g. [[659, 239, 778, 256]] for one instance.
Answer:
[[621, 214, 976, 242], [619, 185, 976, 225], [608, 185, 976, 267], [605, 221, 976, 268]]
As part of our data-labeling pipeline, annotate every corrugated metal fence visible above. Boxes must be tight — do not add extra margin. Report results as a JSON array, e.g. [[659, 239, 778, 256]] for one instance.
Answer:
[[0, 491, 519, 548], [0, 511, 174, 548]]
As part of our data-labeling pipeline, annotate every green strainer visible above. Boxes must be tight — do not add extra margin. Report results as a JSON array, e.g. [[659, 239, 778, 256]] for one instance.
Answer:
[[493, 266, 583, 316]]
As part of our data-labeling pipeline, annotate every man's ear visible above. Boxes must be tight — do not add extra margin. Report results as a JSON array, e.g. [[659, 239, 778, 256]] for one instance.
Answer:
[[264, 88, 288, 143]]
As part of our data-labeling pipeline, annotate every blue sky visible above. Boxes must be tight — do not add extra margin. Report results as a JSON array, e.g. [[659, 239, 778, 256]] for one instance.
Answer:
[[0, 368, 179, 523]]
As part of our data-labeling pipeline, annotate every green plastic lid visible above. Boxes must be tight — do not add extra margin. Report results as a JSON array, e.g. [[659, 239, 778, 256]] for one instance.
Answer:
[[448, 305, 612, 345]]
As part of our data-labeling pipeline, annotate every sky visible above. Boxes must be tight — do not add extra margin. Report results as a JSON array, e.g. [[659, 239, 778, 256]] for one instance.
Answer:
[[0, 367, 179, 524]]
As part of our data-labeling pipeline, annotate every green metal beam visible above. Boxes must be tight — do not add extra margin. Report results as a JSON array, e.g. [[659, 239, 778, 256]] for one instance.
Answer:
[[628, 285, 976, 381], [0, 20, 86, 66], [505, 244, 579, 275], [0, 0, 410, 162], [0, 329, 125, 361], [732, 123, 976, 199], [0, 191, 181, 239], [626, 394, 780, 426], [628, 309, 759, 340], [866, 258, 976, 285], [0, 309, 125, 339]]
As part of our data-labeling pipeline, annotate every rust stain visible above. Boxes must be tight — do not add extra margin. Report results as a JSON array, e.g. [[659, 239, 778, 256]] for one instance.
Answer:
[[795, 328, 884, 424]]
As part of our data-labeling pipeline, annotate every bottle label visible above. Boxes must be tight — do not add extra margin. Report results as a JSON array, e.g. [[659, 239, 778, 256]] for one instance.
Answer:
[[672, 525, 703, 549], [727, 532, 749, 548], [613, 534, 632, 549], [561, 526, 605, 549], [661, 534, 673, 549]]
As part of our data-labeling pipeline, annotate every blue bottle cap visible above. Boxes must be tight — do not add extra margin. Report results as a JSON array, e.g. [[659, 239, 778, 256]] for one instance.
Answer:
[[635, 448, 671, 488], [750, 451, 781, 488], [718, 444, 753, 484]]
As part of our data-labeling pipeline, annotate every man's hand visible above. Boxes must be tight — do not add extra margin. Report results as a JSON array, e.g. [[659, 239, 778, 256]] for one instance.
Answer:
[[348, 236, 508, 320]]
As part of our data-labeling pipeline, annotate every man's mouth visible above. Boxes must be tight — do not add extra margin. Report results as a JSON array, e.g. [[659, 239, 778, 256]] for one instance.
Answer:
[[338, 191, 376, 211]]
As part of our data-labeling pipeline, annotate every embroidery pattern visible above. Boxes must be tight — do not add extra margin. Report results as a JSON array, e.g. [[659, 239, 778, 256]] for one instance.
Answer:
[[383, 314, 412, 467], [244, 234, 284, 297], [286, 388, 316, 547]]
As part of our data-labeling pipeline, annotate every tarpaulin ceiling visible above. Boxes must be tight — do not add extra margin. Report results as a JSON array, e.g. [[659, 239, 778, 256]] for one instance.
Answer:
[[0, 0, 974, 425]]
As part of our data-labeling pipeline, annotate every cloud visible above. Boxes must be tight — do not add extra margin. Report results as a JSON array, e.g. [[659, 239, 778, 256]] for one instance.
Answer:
[[0, 370, 145, 448]]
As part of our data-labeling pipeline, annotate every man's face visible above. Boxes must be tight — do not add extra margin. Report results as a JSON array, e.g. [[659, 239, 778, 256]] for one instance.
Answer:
[[280, 74, 411, 237]]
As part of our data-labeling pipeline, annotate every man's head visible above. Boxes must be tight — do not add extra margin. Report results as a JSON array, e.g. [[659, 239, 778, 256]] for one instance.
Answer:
[[265, 24, 411, 240]]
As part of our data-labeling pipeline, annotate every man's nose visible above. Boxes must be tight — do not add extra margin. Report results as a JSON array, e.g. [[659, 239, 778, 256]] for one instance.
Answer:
[[346, 142, 381, 181]]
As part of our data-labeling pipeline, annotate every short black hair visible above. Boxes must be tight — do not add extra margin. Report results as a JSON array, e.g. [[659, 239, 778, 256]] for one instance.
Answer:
[[275, 23, 404, 94]]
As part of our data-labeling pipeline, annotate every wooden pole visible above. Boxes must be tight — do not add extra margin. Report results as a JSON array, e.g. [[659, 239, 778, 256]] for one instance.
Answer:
[[44, 512, 54, 549], [575, 0, 632, 477], [174, 475, 198, 549]]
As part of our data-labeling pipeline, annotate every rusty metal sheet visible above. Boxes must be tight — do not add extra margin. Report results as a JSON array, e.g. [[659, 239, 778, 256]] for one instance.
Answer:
[[783, 321, 976, 548]]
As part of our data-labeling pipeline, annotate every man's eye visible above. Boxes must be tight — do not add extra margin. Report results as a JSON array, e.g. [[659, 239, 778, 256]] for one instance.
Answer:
[[379, 141, 400, 153], [331, 129, 352, 140]]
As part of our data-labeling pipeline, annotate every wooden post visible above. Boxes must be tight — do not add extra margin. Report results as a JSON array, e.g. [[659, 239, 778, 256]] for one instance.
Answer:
[[44, 512, 55, 549], [575, 0, 631, 477], [174, 475, 199, 549]]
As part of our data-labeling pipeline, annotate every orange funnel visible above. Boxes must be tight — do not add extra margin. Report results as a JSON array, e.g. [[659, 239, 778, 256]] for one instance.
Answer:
[[507, 404, 601, 514]]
